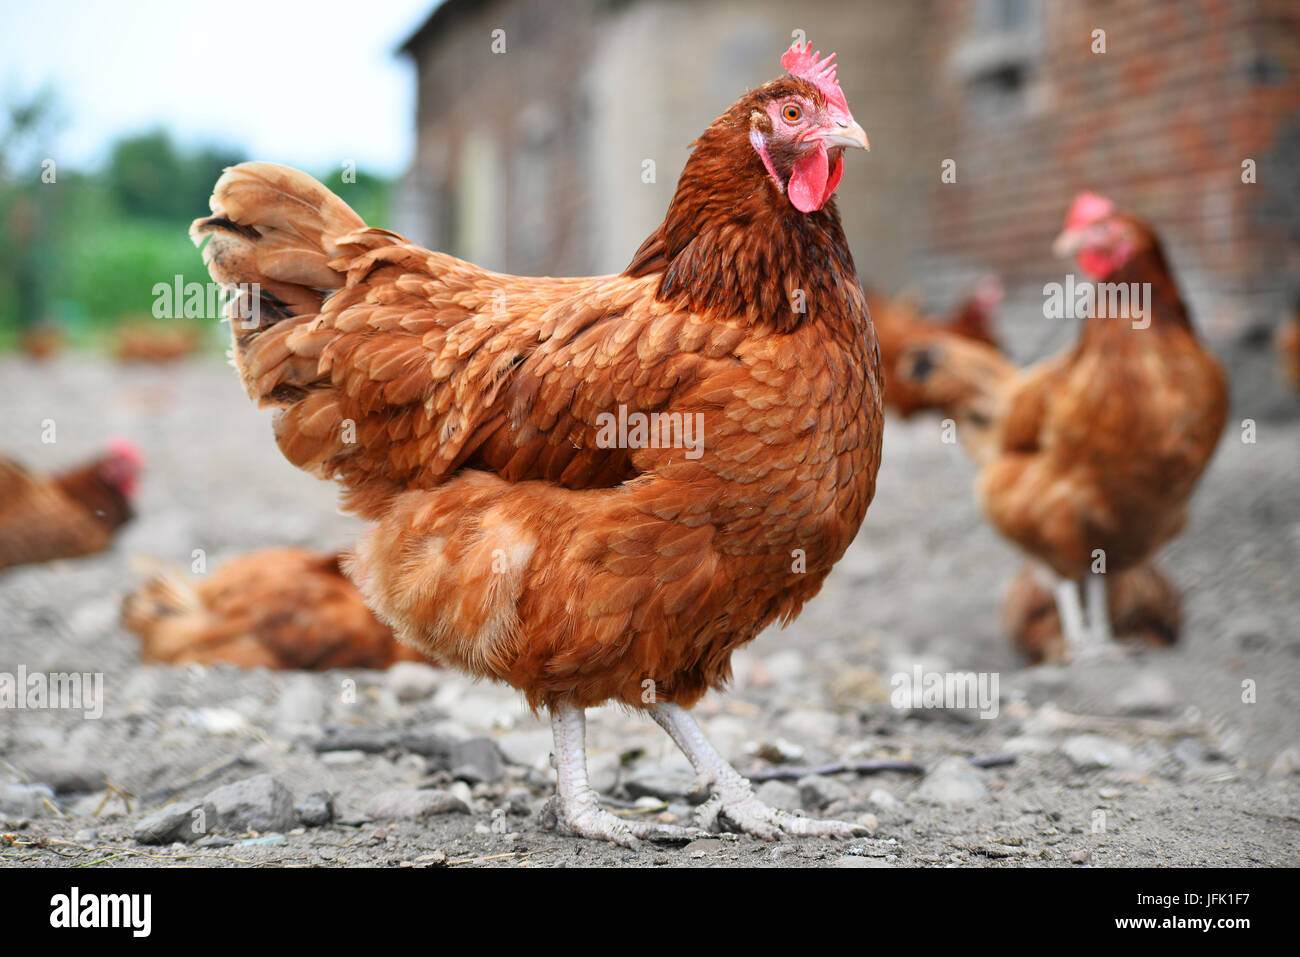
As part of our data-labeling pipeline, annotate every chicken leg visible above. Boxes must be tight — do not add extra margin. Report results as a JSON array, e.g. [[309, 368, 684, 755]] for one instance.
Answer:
[[1054, 578, 1089, 659], [650, 702, 868, 840], [1084, 572, 1114, 647], [542, 701, 699, 847]]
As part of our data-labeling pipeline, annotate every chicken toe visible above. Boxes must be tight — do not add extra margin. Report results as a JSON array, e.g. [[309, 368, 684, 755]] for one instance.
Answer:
[[650, 702, 868, 841]]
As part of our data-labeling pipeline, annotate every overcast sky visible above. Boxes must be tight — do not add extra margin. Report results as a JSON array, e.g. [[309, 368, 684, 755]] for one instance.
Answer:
[[3, 0, 439, 176]]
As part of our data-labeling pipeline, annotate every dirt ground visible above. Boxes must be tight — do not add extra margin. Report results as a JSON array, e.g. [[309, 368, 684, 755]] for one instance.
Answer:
[[1, 352, 1297, 868]]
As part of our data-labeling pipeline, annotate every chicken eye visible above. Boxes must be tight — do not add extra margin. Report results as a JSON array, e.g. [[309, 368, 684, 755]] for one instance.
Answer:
[[782, 104, 802, 123]]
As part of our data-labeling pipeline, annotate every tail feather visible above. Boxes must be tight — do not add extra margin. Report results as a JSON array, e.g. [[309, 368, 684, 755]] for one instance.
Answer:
[[189, 162, 370, 348]]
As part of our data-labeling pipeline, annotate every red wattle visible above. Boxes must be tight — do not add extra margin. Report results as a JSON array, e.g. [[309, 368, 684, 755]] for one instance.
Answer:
[[788, 142, 830, 213]]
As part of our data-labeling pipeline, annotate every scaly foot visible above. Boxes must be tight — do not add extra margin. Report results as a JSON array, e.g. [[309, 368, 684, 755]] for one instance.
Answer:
[[541, 793, 699, 847]]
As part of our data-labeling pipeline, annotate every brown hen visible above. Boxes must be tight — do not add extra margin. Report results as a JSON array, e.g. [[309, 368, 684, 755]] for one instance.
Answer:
[[0, 440, 142, 571], [191, 43, 879, 844], [901, 193, 1227, 660], [122, 548, 421, 670]]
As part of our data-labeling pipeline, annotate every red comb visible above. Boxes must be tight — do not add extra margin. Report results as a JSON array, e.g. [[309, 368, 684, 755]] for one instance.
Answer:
[[782, 41, 850, 115], [1064, 192, 1115, 231], [105, 437, 144, 468]]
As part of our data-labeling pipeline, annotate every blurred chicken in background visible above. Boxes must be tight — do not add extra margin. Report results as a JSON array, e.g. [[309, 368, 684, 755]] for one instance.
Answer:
[[900, 194, 1227, 661], [112, 317, 206, 363], [0, 439, 142, 570], [122, 547, 423, 670], [872, 274, 1003, 417], [18, 319, 63, 361], [1003, 560, 1181, 665]]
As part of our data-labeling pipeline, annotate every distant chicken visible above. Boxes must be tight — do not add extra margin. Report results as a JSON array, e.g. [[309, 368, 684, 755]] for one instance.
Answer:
[[1003, 560, 1181, 664], [872, 275, 1003, 417], [122, 548, 422, 670], [192, 43, 879, 844], [0, 440, 142, 571], [901, 194, 1227, 659], [19, 320, 63, 361], [112, 318, 205, 362]]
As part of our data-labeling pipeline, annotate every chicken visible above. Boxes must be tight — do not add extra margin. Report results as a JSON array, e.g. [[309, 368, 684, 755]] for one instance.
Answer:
[[0, 439, 143, 571], [19, 320, 63, 361], [1003, 560, 1181, 664], [900, 193, 1227, 660], [191, 42, 878, 845], [1276, 299, 1300, 394], [872, 275, 1003, 417], [112, 318, 205, 362], [122, 548, 422, 670]]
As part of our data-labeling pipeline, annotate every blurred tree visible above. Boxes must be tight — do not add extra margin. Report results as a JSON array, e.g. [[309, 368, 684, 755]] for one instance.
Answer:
[[0, 86, 62, 339], [105, 130, 242, 222]]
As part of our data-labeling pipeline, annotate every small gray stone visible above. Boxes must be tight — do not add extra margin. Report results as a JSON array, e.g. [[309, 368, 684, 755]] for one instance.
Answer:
[[320, 749, 368, 766], [365, 788, 470, 820], [203, 774, 296, 833], [754, 780, 802, 812], [1115, 671, 1178, 715], [273, 676, 327, 734], [296, 790, 335, 827], [1061, 735, 1138, 772], [449, 737, 505, 784], [1267, 746, 1300, 778], [387, 661, 440, 702], [868, 788, 902, 810], [914, 757, 988, 806], [134, 800, 217, 845], [496, 729, 554, 768], [797, 775, 852, 810], [624, 764, 696, 801], [0, 783, 54, 818]]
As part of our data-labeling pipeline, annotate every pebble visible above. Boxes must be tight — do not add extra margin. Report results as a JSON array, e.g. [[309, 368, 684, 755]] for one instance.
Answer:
[[1115, 671, 1178, 715], [1061, 735, 1139, 772], [1267, 746, 1300, 778], [856, 812, 880, 834], [296, 790, 335, 827], [134, 800, 218, 845], [203, 774, 297, 833], [496, 729, 554, 769], [753, 780, 802, 812], [320, 749, 368, 766], [797, 775, 852, 810], [624, 764, 696, 801], [387, 661, 440, 702], [272, 676, 327, 734], [1068, 849, 1092, 864], [1003, 735, 1056, 755], [0, 783, 55, 819], [914, 757, 988, 806], [778, 709, 839, 743], [364, 789, 470, 821], [753, 739, 805, 764], [868, 788, 902, 810], [448, 737, 506, 784]]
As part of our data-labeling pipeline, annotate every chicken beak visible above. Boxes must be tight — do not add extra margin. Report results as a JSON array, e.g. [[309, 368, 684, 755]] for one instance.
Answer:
[[1052, 228, 1084, 258], [822, 120, 870, 151]]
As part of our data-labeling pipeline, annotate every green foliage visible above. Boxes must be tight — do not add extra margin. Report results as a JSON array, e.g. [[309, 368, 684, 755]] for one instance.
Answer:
[[0, 112, 395, 347]]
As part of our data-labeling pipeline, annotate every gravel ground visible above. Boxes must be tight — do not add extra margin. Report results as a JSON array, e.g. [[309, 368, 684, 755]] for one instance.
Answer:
[[1, 353, 1297, 869]]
